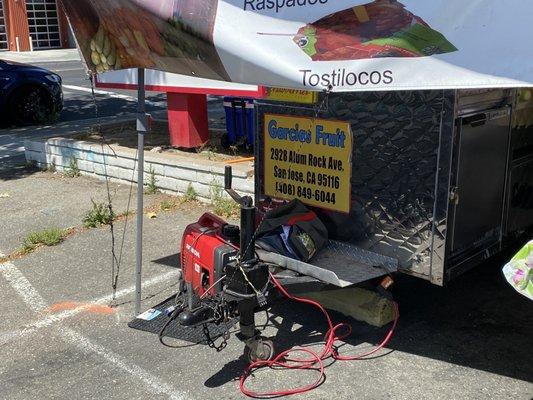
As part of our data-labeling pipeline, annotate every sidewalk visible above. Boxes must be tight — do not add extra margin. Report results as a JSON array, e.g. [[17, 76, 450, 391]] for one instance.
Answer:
[[0, 48, 81, 63], [0, 115, 138, 170]]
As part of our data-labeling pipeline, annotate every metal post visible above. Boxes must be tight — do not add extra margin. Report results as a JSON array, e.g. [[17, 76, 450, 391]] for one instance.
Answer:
[[135, 68, 147, 316]]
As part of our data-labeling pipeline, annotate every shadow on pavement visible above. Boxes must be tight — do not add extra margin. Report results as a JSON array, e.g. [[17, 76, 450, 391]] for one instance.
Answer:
[[60, 93, 167, 123], [152, 253, 181, 269], [201, 244, 533, 388], [388, 248, 533, 383], [0, 162, 40, 181], [204, 358, 249, 388]]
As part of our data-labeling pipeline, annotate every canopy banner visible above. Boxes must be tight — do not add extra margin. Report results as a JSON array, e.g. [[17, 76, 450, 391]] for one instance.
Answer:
[[61, 0, 533, 92]]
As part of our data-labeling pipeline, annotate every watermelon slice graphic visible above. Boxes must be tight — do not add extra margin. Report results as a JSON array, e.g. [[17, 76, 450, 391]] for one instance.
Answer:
[[294, 0, 457, 61]]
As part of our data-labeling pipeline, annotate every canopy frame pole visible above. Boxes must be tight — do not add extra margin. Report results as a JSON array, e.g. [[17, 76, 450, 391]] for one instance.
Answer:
[[135, 68, 147, 316]]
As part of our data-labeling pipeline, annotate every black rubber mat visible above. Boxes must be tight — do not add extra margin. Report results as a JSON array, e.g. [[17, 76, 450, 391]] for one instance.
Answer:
[[128, 296, 237, 345]]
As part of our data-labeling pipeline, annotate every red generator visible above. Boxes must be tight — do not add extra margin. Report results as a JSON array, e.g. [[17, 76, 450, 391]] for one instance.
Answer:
[[173, 166, 273, 361], [180, 213, 239, 299]]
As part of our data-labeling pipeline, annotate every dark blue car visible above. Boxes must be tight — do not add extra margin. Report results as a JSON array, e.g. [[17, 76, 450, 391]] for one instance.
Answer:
[[0, 59, 63, 126]]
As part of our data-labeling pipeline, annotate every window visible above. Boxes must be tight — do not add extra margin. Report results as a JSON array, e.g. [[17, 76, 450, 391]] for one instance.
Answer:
[[26, 0, 61, 49], [0, 1, 8, 51]]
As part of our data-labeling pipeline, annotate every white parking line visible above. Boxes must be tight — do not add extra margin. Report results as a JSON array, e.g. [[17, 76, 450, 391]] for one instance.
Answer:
[[0, 260, 186, 400], [53, 68, 84, 72], [62, 84, 164, 107], [62, 328, 187, 400], [0, 260, 47, 311], [0, 268, 180, 346]]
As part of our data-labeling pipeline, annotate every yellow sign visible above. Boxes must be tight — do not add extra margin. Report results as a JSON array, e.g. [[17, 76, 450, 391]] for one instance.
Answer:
[[264, 114, 352, 213], [265, 87, 318, 104]]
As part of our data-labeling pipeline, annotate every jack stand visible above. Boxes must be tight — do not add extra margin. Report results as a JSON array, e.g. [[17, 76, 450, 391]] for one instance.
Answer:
[[237, 300, 275, 363], [236, 299, 275, 363], [224, 166, 274, 362]]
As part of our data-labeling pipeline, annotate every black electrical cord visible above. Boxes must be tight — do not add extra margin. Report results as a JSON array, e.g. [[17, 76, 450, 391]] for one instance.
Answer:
[[224, 275, 271, 299], [158, 296, 186, 348], [158, 228, 218, 347]]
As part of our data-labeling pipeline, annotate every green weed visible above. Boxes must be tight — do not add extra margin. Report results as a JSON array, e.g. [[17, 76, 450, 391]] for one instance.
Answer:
[[160, 199, 177, 211], [45, 162, 56, 173], [65, 157, 80, 178], [210, 180, 239, 218], [22, 228, 67, 254], [83, 200, 115, 228], [145, 166, 159, 195], [182, 183, 197, 202]]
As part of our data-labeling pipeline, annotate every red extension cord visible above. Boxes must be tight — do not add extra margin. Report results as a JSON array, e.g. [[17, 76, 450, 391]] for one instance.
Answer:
[[239, 272, 400, 398]]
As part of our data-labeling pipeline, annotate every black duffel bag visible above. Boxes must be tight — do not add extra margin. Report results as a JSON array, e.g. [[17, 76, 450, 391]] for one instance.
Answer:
[[256, 199, 328, 262]]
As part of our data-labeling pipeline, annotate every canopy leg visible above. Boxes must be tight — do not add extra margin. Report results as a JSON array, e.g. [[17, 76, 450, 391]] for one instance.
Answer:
[[135, 68, 147, 316]]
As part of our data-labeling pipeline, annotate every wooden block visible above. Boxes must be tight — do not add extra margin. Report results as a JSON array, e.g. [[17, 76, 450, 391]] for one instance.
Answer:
[[302, 287, 394, 327]]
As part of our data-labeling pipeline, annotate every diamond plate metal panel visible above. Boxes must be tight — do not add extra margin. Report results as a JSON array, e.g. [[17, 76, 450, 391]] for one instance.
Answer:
[[258, 240, 397, 287], [255, 90, 456, 282]]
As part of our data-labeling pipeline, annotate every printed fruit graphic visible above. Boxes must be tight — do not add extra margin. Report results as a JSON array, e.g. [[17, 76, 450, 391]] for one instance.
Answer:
[[293, 0, 457, 61], [90, 25, 121, 73], [86, 5, 167, 73]]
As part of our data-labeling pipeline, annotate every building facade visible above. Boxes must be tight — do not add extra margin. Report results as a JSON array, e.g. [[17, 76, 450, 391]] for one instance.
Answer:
[[0, 0, 72, 52]]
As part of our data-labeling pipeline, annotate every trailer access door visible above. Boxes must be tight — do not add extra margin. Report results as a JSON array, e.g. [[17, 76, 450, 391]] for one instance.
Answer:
[[449, 107, 511, 255]]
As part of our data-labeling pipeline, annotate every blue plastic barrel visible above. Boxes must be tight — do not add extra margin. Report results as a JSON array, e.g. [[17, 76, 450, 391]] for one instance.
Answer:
[[223, 97, 255, 148]]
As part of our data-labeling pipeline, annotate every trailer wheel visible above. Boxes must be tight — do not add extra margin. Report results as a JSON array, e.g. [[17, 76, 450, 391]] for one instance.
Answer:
[[244, 338, 275, 363]]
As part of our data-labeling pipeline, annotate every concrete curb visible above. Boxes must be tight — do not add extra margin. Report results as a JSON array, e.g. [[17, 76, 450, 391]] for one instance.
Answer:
[[24, 136, 255, 201], [1, 49, 81, 63]]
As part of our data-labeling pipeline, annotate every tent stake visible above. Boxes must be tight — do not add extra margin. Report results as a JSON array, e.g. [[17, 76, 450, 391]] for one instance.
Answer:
[[135, 68, 147, 316]]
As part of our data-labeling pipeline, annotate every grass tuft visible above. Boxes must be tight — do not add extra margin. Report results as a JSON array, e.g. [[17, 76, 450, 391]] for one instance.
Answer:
[[183, 183, 197, 203], [145, 166, 158, 195], [209, 180, 239, 218], [65, 157, 80, 178], [45, 162, 56, 173], [160, 199, 177, 211], [83, 199, 115, 228], [22, 228, 67, 254]]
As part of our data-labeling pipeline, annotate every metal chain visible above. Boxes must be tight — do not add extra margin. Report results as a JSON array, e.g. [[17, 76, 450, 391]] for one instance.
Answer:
[[202, 324, 228, 352], [234, 195, 273, 298]]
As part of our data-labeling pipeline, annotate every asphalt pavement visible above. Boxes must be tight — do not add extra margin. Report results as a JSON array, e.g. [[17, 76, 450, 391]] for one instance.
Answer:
[[0, 50, 168, 168], [43, 58, 168, 123], [0, 50, 532, 400], [0, 170, 532, 400], [1, 50, 168, 123], [0, 50, 225, 170]]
